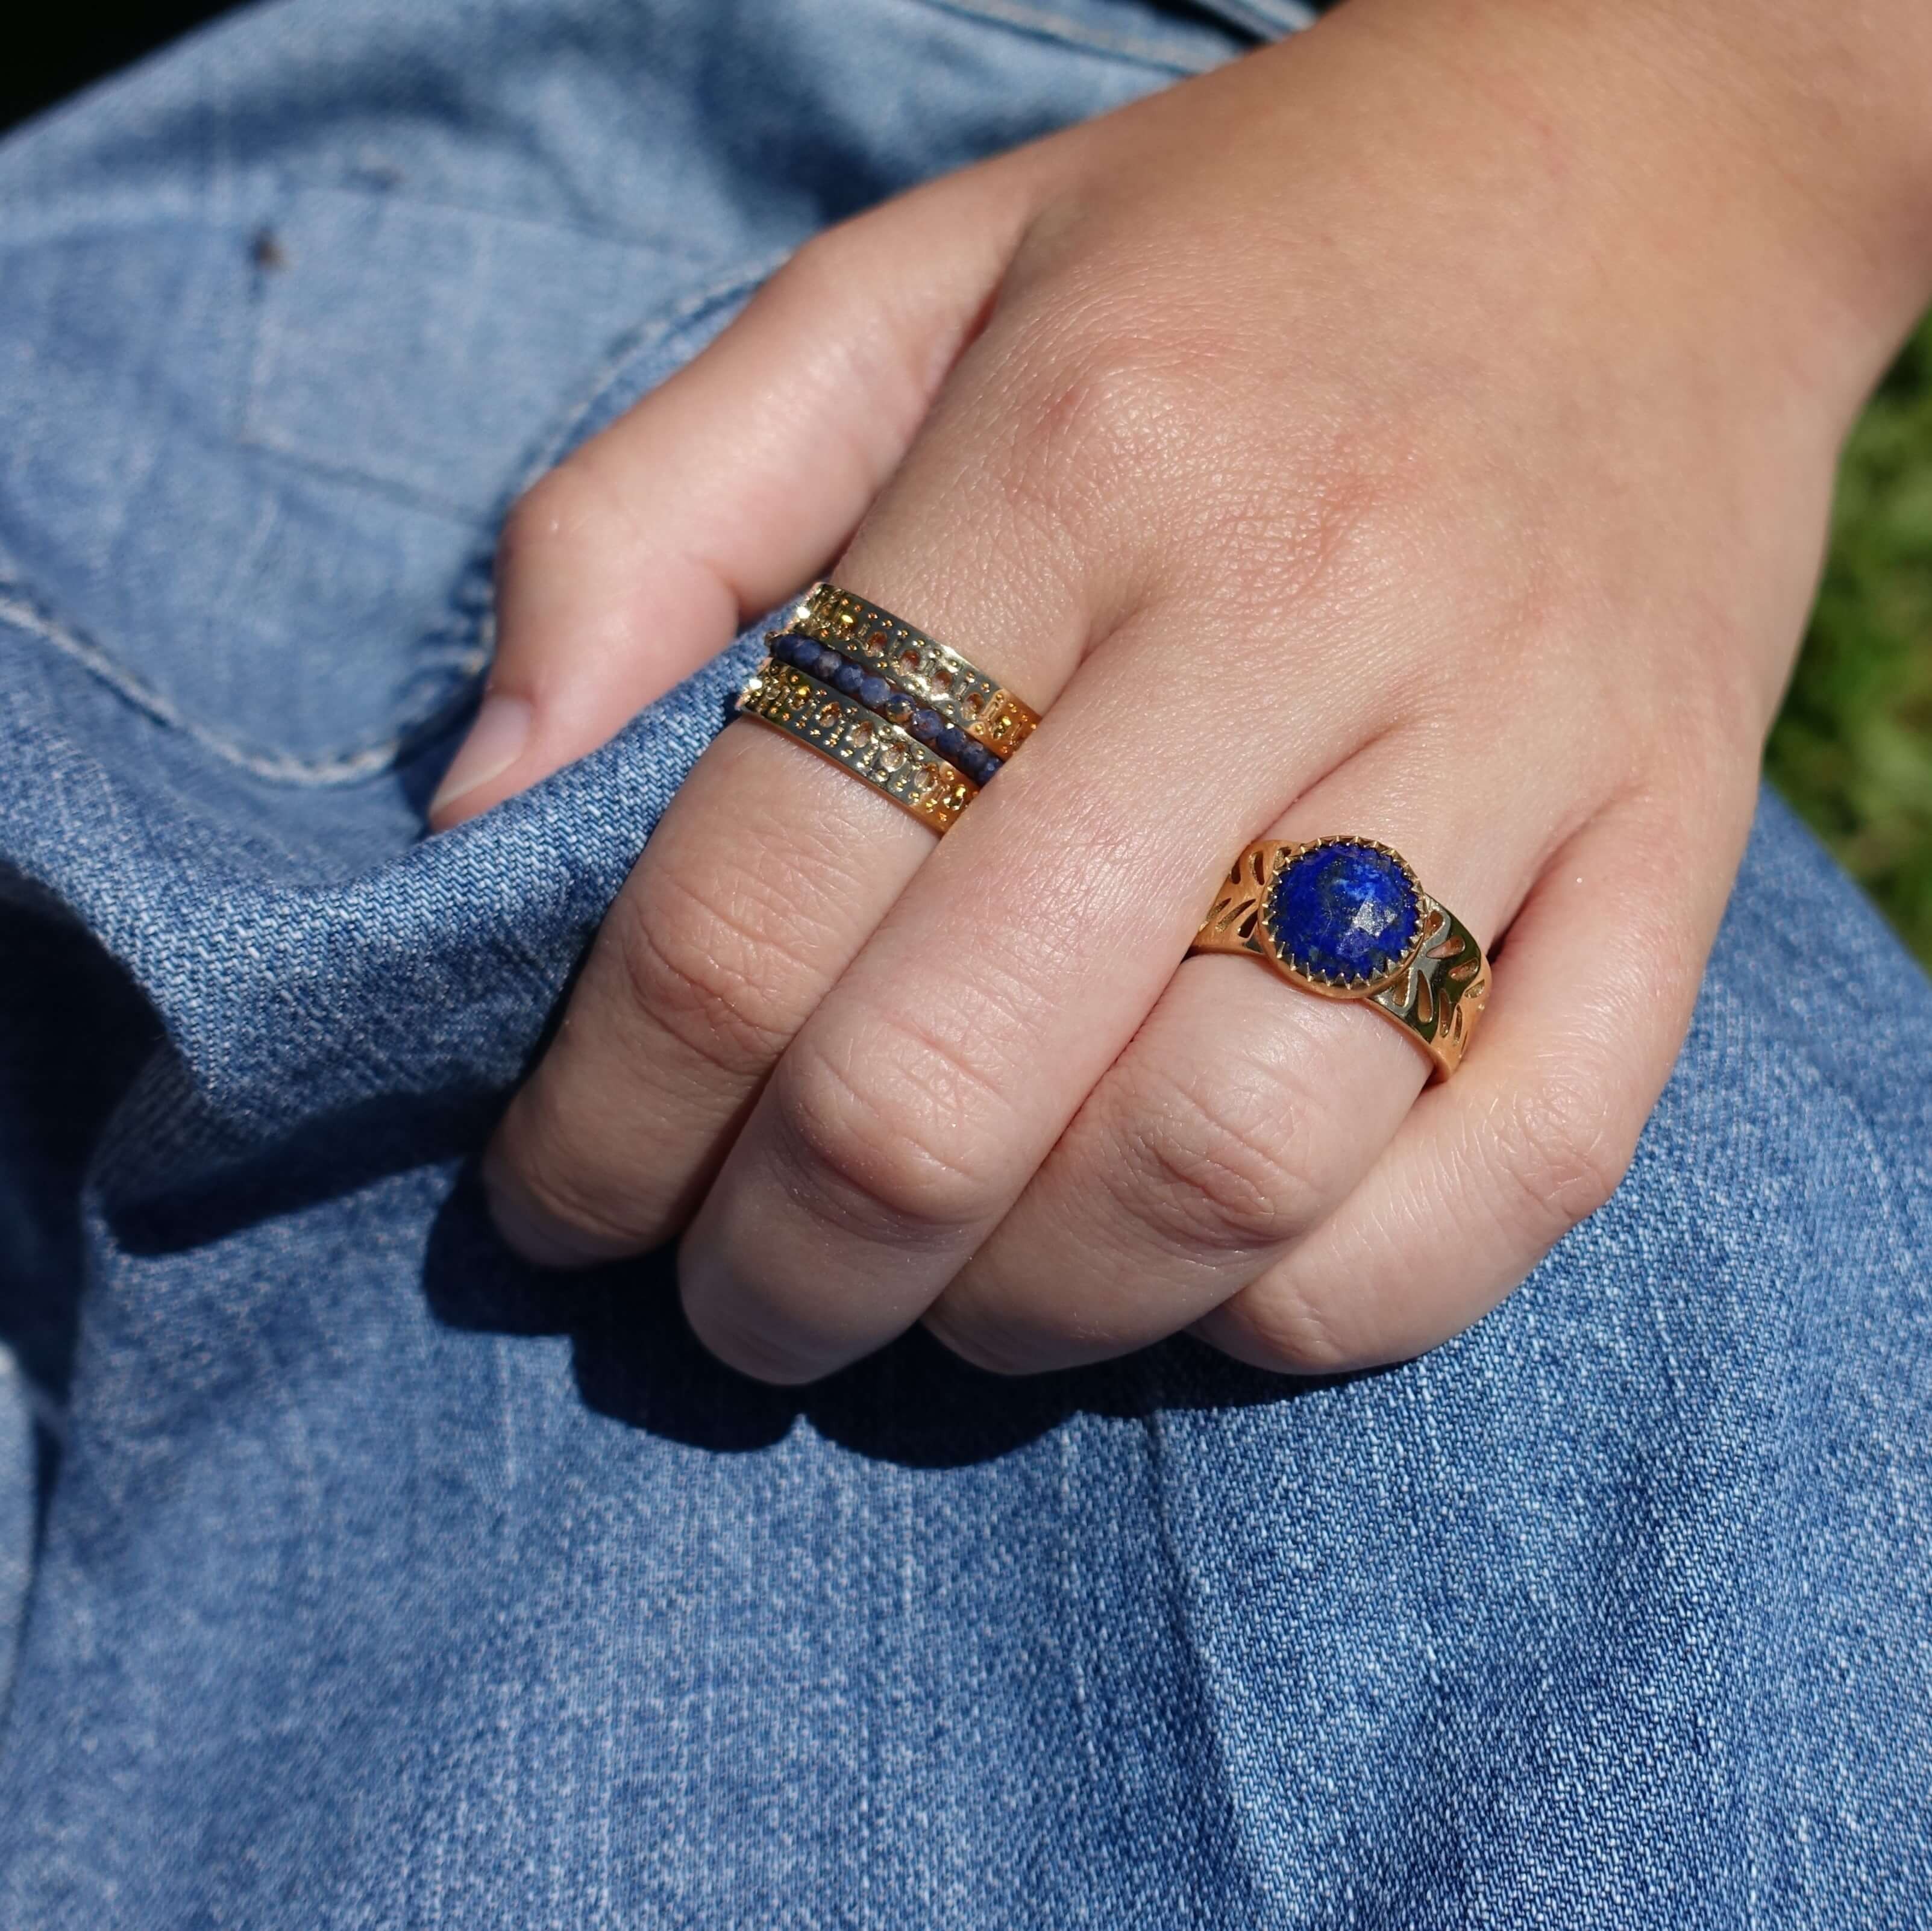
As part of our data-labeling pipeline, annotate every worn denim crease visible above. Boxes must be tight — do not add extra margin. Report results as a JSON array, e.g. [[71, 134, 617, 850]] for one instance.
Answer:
[[0, 0, 1926, 1925]]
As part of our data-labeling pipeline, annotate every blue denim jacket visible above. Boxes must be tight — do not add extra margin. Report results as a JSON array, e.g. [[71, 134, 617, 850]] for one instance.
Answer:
[[0, 1, 1927, 1923]]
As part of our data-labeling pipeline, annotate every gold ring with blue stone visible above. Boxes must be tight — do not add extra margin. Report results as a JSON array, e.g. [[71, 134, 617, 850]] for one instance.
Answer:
[[1191, 837, 1491, 1078]]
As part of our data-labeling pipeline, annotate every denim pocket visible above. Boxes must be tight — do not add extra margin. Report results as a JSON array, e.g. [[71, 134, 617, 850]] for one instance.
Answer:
[[0, 0, 1254, 790], [240, 187, 718, 521], [0, 178, 770, 783]]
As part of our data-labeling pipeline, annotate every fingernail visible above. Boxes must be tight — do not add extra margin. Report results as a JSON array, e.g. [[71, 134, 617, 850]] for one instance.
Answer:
[[430, 693, 533, 819]]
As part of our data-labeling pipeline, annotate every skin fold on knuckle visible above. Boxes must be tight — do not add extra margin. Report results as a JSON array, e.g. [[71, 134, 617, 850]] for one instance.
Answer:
[[1199, 1270, 1364, 1381], [1104, 1055, 1341, 1265], [1476, 1058, 1634, 1251], [762, 1023, 1008, 1253], [986, 311, 1244, 577], [923, 1251, 1159, 1377], [606, 857, 845, 1087], [485, 1092, 662, 1267], [679, 1276, 848, 1387], [495, 458, 629, 604], [918, 1294, 1092, 1379]]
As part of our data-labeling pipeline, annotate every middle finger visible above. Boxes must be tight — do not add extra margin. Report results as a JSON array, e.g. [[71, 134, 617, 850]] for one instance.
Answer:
[[677, 598, 1383, 1383]]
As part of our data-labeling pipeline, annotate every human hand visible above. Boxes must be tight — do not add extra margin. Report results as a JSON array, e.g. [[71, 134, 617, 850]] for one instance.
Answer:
[[429, 0, 1932, 1381]]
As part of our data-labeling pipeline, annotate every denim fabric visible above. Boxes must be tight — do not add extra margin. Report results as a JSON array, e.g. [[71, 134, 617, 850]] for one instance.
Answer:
[[0, 0, 1928, 1924]]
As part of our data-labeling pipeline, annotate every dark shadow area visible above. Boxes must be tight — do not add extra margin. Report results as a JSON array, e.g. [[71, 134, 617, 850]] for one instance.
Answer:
[[393, 696, 485, 825], [0, 884, 163, 1510], [102, 1083, 1338, 1471], [422, 1162, 1349, 1468], [105, 1083, 509, 1256], [2, 7, 240, 134]]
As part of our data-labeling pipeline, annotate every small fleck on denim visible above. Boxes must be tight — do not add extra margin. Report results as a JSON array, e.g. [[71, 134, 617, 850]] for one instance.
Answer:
[[0, 1, 1927, 1924]]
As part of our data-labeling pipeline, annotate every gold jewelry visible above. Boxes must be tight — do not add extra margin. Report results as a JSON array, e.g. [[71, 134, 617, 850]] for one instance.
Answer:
[[781, 581, 1040, 760], [735, 657, 976, 834], [1192, 837, 1491, 1078], [735, 581, 1043, 833]]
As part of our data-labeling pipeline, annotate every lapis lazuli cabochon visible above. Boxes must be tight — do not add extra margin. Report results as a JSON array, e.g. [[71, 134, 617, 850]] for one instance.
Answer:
[[1267, 841, 1421, 984]]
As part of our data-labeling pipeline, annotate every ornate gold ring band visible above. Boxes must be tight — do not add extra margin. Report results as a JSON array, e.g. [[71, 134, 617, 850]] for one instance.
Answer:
[[780, 581, 1040, 762], [734, 582, 1041, 836], [735, 657, 976, 833], [1191, 837, 1491, 1078]]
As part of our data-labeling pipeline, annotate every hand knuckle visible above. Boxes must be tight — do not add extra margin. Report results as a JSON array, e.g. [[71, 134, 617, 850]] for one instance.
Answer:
[[1109, 1059, 1330, 1259], [498, 461, 604, 581], [609, 869, 811, 1081], [1212, 1279, 1358, 1379], [921, 1308, 1041, 1379], [1008, 329, 1203, 512], [767, 1024, 1001, 1247], [771, 222, 858, 297], [1484, 1068, 1630, 1238], [681, 1293, 827, 1388], [491, 1101, 656, 1261], [923, 1274, 1111, 1378]]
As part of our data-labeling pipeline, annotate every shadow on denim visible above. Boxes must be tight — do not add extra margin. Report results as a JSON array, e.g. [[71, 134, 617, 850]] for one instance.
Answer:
[[421, 1162, 1346, 1466], [0, 889, 159, 1492]]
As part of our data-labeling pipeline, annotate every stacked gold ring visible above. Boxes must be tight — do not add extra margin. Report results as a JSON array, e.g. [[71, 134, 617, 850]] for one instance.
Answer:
[[735, 657, 978, 833], [733, 583, 1041, 834], [782, 582, 1040, 762]]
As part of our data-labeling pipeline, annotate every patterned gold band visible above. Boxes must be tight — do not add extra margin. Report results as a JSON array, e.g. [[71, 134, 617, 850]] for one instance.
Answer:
[[1191, 838, 1492, 1079], [782, 581, 1040, 760], [735, 657, 976, 834]]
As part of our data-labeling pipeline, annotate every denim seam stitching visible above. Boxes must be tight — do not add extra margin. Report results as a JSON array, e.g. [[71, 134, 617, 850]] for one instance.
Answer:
[[506, 252, 788, 498], [236, 182, 725, 522], [231, 421, 507, 523], [0, 585, 486, 786], [0, 254, 784, 787], [903, 0, 1234, 74]]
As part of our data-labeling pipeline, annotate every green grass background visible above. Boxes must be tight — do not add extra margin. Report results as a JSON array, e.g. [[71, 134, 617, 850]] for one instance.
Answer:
[[1771, 315, 1932, 969]]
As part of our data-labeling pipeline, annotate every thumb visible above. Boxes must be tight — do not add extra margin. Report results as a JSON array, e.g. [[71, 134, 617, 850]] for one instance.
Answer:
[[427, 148, 1063, 827]]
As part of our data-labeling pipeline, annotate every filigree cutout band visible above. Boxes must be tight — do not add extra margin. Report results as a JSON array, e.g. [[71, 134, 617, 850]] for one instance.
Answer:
[[1193, 836, 1491, 1078]]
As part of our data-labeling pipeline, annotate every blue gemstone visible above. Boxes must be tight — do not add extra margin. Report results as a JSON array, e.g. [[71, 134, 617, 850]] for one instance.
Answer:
[[908, 708, 943, 745], [811, 645, 843, 681], [831, 660, 865, 696], [879, 692, 914, 726], [772, 634, 804, 666], [933, 725, 972, 762], [961, 745, 1000, 786], [1266, 842, 1420, 984], [857, 673, 892, 708]]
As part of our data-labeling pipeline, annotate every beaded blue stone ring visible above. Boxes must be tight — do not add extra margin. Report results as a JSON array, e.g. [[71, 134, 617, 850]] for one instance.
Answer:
[[765, 631, 1003, 788], [777, 582, 1040, 767], [1192, 836, 1491, 1078], [735, 581, 1042, 836]]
